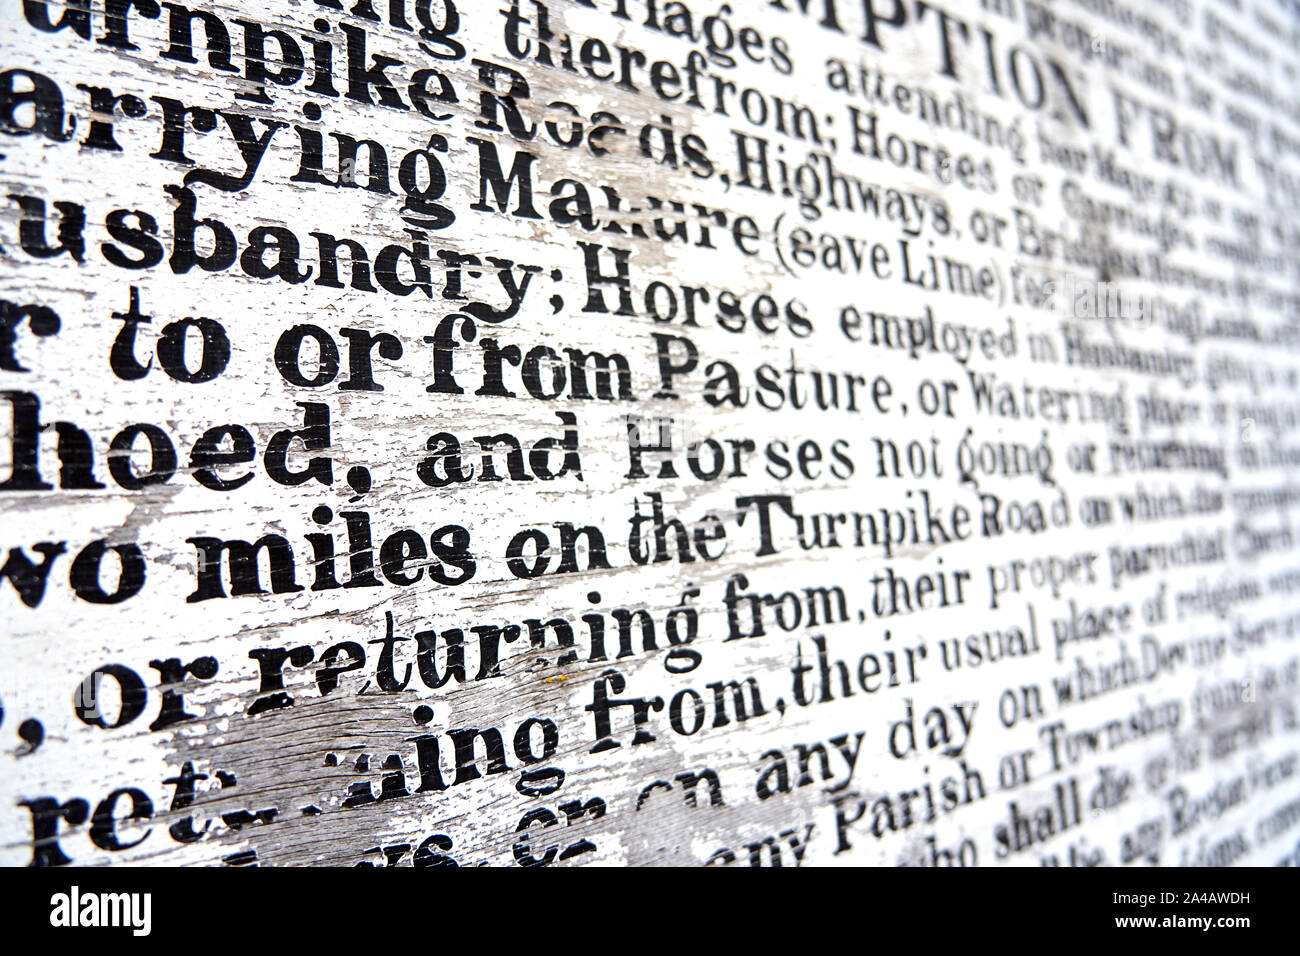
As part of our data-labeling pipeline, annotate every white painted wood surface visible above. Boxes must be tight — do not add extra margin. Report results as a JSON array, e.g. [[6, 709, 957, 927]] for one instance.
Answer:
[[2, 0, 1299, 866]]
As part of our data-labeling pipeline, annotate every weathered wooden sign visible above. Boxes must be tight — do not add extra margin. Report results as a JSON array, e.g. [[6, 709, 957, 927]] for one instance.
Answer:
[[2, 0, 1299, 867]]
